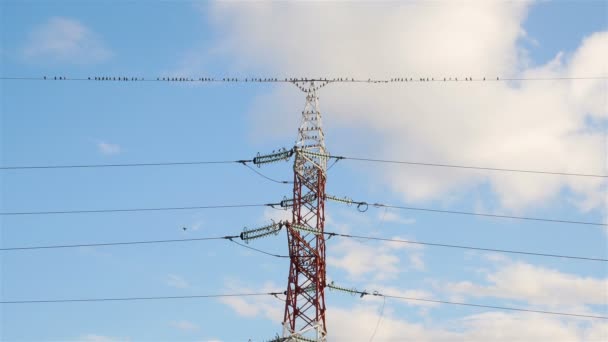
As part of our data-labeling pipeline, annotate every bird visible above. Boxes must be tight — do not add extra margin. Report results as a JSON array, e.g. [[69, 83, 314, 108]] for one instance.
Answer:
[[182, 227, 187, 231]]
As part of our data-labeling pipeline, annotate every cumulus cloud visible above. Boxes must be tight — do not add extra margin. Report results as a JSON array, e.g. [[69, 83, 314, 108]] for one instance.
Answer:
[[97, 141, 121, 156], [327, 237, 424, 281], [218, 282, 607, 341], [443, 261, 608, 309], [22, 17, 112, 64], [201, 1, 606, 213], [218, 280, 283, 322]]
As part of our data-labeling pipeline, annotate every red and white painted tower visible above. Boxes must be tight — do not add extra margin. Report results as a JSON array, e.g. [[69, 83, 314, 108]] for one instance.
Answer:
[[283, 81, 329, 341]]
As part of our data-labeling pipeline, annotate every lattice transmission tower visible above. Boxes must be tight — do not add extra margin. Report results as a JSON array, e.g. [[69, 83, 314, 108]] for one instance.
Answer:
[[282, 81, 329, 341]]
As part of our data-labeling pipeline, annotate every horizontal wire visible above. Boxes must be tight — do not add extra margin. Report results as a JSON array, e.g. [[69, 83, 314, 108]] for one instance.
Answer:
[[0, 159, 253, 170], [0, 203, 277, 216], [330, 283, 608, 320], [4, 286, 603, 320], [375, 203, 606, 226], [326, 232, 607, 262], [0, 292, 283, 304], [334, 155, 607, 178], [3, 153, 603, 179], [2, 228, 602, 262], [380, 293, 607, 320], [0, 235, 238, 251]]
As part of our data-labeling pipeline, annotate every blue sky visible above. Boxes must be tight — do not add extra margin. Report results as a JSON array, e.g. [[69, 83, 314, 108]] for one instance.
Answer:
[[1, 1, 607, 341]]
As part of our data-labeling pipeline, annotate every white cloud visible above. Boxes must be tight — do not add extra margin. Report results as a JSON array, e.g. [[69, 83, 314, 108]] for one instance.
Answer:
[[166, 274, 190, 289], [79, 335, 129, 342], [170, 320, 199, 332], [443, 261, 608, 309], [201, 2, 607, 213], [218, 280, 283, 322], [327, 237, 424, 281], [218, 279, 607, 341], [22, 17, 112, 64], [97, 141, 121, 156]]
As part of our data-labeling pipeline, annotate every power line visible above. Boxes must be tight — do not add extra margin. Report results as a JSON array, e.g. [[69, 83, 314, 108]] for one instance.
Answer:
[[0, 203, 277, 216], [3, 153, 604, 179], [326, 195, 606, 226], [0, 235, 238, 251], [2, 228, 603, 262], [374, 203, 606, 226], [0, 159, 252, 170], [381, 293, 607, 320], [328, 283, 608, 320], [326, 232, 607, 262], [0, 292, 284, 304], [333, 155, 608, 178], [4, 286, 604, 321]]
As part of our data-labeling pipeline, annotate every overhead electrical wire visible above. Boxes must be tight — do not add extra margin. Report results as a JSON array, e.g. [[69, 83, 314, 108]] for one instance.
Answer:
[[324, 232, 607, 262], [3, 153, 604, 179], [0, 159, 253, 170], [328, 283, 608, 320], [4, 283, 605, 320], [379, 293, 608, 320], [324, 195, 606, 226], [2, 194, 603, 226], [0, 235, 238, 251], [2, 229, 604, 262], [372, 203, 606, 227], [329, 156, 608, 178], [330, 155, 608, 178], [0, 203, 277, 216], [0, 291, 284, 304]]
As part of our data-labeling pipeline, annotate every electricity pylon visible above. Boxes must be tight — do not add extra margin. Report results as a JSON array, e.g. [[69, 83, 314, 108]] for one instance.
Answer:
[[282, 81, 329, 341]]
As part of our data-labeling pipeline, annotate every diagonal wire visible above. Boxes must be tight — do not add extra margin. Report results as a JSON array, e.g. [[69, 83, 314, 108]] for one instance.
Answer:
[[380, 293, 608, 320], [0, 235, 238, 251], [2, 229, 604, 262], [328, 283, 608, 320], [369, 296, 386, 342], [375, 203, 606, 226], [324, 232, 607, 262], [332, 155, 607, 178]]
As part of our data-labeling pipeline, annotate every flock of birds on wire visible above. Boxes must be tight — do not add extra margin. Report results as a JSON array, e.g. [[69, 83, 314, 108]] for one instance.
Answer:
[[37, 75, 504, 93], [40, 75, 501, 82]]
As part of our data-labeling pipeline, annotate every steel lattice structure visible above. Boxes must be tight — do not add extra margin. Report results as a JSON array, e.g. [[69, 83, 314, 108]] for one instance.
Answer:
[[282, 81, 329, 341]]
